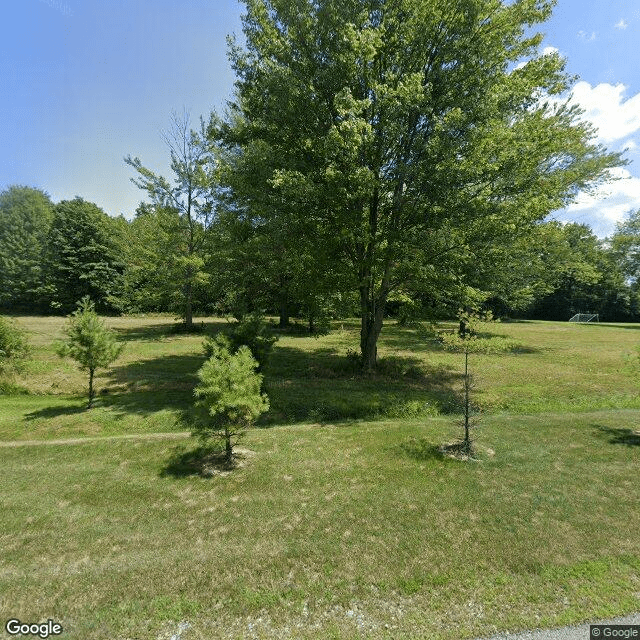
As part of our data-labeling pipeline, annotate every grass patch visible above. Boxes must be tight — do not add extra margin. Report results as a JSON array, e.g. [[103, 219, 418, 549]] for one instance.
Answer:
[[3, 316, 640, 429], [1, 412, 640, 638], [1, 315, 640, 637]]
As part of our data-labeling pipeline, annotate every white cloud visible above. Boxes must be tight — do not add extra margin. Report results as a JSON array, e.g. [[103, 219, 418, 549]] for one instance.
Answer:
[[615, 19, 628, 30], [577, 30, 597, 41], [557, 168, 640, 236], [568, 82, 640, 143], [547, 84, 640, 236]]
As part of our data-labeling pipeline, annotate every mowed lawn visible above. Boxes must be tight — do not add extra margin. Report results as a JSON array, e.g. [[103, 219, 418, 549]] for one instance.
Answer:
[[0, 316, 639, 639]]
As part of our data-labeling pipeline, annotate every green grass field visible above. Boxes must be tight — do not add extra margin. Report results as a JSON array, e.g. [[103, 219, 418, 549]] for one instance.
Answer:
[[1, 316, 639, 639]]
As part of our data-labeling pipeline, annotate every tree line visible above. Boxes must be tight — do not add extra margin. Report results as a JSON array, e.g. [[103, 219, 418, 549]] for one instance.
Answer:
[[2, 0, 640, 369], [2, 181, 638, 324]]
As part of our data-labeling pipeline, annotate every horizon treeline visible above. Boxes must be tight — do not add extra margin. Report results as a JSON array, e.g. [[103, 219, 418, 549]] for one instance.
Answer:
[[0, 183, 638, 323]]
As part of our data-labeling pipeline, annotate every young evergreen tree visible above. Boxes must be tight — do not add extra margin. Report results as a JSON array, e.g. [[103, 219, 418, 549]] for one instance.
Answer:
[[213, 0, 624, 370], [193, 342, 269, 465], [56, 297, 123, 408]]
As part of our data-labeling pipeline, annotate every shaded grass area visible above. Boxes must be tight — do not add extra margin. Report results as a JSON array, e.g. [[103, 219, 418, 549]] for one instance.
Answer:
[[1, 411, 639, 639], [2, 316, 640, 439]]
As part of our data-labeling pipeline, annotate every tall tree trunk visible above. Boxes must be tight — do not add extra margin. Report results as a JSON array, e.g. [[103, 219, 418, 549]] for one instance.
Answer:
[[357, 187, 394, 372], [185, 196, 194, 329], [279, 301, 289, 328], [185, 280, 193, 328], [359, 265, 391, 372], [88, 368, 95, 409], [360, 292, 388, 372]]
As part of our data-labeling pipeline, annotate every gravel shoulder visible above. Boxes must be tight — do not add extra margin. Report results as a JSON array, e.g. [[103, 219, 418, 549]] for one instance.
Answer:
[[476, 612, 640, 640]]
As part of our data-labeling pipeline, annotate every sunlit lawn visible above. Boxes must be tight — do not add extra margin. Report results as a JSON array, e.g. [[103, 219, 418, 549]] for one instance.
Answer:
[[0, 315, 639, 639]]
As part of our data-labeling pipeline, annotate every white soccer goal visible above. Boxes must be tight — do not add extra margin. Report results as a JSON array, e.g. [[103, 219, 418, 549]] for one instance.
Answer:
[[569, 313, 599, 323]]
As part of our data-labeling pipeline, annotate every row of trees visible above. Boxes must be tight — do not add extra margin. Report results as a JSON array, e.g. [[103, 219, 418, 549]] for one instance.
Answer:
[[2, 0, 640, 368], [3, 182, 639, 324], [0, 186, 124, 313]]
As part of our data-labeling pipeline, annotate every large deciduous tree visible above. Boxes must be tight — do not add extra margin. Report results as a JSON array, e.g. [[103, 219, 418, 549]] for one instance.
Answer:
[[44, 198, 124, 313], [530, 223, 635, 321], [125, 111, 216, 328], [0, 185, 53, 310], [213, 0, 623, 370]]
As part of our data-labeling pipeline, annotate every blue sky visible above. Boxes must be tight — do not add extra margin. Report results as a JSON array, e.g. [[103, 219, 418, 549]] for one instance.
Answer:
[[1, 0, 639, 237]]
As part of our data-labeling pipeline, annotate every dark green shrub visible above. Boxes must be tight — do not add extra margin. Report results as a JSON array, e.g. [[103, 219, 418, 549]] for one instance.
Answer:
[[228, 313, 277, 371], [0, 317, 30, 371]]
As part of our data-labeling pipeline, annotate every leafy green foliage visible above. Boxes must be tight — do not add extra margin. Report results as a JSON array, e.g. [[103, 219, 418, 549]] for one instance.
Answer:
[[125, 111, 215, 327], [193, 343, 269, 464], [0, 317, 30, 372], [0, 185, 53, 310], [44, 198, 124, 313], [228, 314, 277, 371], [610, 209, 640, 287], [214, 0, 624, 370], [203, 314, 277, 372], [120, 204, 188, 313], [56, 297, 123, 407], [529, 223, 635, 321], [202, 332, 232, 360]]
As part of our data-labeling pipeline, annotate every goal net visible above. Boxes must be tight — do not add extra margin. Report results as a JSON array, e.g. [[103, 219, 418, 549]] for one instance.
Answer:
[[569, 313, 599, 323]]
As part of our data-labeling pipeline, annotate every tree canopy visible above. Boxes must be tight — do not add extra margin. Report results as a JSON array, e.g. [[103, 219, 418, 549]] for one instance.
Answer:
[[212, 0, 624, 369], [0, 185, 53, 310], [610, 209, 640, 288], [125, 111, 216, 327], [44, 198, 124, 314]]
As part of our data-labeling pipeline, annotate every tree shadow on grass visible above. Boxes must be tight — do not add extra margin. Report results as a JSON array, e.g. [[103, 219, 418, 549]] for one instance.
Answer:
[[39, 338, 463, 425], [261, 345, 463, 425], [99, 353, 207, 415], [111, 323, 177, 342], [380, 326, 540, 355], [111, 320, 228, 342], [160, 443, 245, 478], [594, 425, 640, 447], [106, 353, 206, 390], [396, 436, 443, 461], [25, 403, 87, 420], [576, 323, 640, 330]]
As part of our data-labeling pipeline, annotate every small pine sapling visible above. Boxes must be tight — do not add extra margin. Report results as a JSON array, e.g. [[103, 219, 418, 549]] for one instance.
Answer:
[[193, 343, 269, 466], [56, 296, 123, 408]]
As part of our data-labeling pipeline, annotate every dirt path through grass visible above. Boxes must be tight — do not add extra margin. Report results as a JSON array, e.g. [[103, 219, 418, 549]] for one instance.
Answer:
[[0, 431, 191, 447]]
